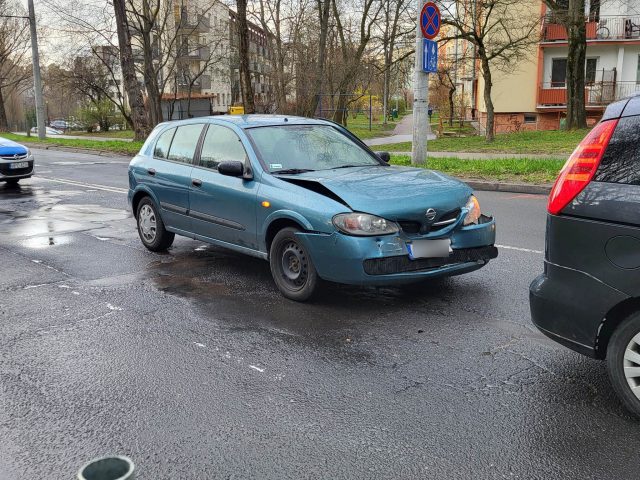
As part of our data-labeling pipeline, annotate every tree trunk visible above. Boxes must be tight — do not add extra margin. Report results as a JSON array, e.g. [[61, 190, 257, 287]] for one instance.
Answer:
[[382, 67, 389, 126], [0, 86, 8, 132], [305, 0, 331, 117], [448, 86, 455, 127], [237, 0, 255, 114], [113, 0, 149, 141], [480, 56, 495, 141], [565, 0, 587, 129]]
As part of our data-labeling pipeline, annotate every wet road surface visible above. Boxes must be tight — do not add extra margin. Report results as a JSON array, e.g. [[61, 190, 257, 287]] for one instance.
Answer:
[[1, 148, 638, 479]]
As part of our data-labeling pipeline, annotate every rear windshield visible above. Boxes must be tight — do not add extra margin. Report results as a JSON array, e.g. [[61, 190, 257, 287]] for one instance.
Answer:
[[595, 117, 640, 184]]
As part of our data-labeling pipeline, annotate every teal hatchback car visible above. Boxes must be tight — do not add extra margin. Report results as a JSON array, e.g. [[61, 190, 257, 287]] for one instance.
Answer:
[[128, 115, 497, 301]]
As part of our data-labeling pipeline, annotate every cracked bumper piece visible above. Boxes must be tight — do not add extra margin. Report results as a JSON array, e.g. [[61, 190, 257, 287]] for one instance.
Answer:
[[296, 217, 496, 286], [529, 262, 628, 358]]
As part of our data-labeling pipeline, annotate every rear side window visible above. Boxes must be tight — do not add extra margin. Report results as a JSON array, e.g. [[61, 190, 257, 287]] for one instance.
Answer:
[[595, 117, 640, 184], [154, 127, 176, 159], [199, 124, 247, 170], [168, 124, 204, 164]]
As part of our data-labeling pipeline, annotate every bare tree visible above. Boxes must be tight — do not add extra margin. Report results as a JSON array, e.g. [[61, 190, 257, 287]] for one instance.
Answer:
[[442, 0, 541, 141], [114, 0, 151, 139], [544, 0, 587, 129], [236, 0, 255, 113], [0, 0, 31, 131]]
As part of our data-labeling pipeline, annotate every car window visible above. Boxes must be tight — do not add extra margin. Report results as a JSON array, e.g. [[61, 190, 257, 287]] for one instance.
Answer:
[[167, 124, 204, 164], [595, 117, 640, 184], [154, 127, 176, 159], [246, 125, 380, 172], [199, 124, 247, 170]]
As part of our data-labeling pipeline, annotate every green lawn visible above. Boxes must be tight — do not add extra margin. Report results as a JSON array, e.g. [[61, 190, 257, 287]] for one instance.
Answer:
[[390, 154, 564, 184], [70, 130, 135, 139], [2, 133, 143, 156], [374, 129, 590, 155], [344, 113, 405, 140]]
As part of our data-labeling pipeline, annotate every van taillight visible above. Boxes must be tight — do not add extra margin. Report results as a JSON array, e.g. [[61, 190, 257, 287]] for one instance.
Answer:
[[548, 119, 618, 215]]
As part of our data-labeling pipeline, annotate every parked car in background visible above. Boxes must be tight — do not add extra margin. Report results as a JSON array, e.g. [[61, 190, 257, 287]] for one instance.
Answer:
[[128, 115, 498, 301], [30, 126, 63, 135], [0, 136, 34, 185], [530, 93, 640, 417], [50, 120, 69, 130]]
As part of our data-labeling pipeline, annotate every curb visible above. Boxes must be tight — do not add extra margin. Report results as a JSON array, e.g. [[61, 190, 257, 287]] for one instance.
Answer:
[[462, 179, 551, 195], [20, 142, 133, 159]]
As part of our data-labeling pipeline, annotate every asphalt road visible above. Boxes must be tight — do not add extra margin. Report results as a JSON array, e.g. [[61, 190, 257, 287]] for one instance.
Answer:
[[1, 148, 638, 479]]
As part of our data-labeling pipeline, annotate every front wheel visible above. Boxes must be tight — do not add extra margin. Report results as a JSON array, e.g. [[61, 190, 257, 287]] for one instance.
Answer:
[[5, 178, 19, 186], [606, 312, 640, 417], [269, 227, 319, 301], [136, 197, 175, 252]]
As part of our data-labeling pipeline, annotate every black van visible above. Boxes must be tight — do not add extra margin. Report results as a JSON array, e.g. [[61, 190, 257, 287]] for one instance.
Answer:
[[530, 93, 640, 417]]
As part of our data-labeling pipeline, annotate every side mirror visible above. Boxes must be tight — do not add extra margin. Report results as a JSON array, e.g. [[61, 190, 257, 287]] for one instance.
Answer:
[[375, 151, 391, 164], [218, 160, 246, 178]]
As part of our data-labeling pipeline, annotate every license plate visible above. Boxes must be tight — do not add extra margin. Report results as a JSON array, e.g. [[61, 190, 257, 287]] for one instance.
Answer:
[[10, 161, 28, 169], [407, 239, 452, 259]]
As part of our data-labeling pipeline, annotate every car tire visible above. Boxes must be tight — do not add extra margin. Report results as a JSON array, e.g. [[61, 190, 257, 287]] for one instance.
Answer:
[[606, 311, 640, 417], [5, 178, 19, 186], [269, 227, 319, 301], [136, 197, 174, 252]]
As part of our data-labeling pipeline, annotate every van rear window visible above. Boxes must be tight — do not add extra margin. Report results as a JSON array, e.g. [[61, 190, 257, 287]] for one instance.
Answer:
[[595, 117, 640, 184]]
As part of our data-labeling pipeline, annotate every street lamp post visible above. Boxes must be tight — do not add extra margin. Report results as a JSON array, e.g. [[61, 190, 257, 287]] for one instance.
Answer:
[[27, 0, 46, 140]]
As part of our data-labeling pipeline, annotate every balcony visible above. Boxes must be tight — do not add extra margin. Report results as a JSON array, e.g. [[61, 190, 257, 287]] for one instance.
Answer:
[[177, 45, 210, 61], [177, 14, 210, 33], [538, 81, 640, 108], [542, 15, 640, 42]]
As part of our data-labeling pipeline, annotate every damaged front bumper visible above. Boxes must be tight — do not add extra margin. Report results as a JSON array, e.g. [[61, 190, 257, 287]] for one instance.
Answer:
[[296, 216, 497, 285]]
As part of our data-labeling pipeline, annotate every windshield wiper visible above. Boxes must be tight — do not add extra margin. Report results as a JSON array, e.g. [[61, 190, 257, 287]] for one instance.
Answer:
[[272, 168, 315, 175], [328, 164, 372, 170]]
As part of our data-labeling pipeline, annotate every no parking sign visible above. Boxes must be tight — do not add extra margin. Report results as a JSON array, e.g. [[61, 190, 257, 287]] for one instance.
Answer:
[[420, 2, 440, 40]]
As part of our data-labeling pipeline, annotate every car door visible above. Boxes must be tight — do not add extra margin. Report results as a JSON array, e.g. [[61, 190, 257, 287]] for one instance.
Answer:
[[146, 124, 203, 233], [189, 123, 258, 250]]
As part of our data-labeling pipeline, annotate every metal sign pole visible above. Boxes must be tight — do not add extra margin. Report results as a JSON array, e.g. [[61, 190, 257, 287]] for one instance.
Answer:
[[27, 0, 46, 140], [412, 1, 428, 165]]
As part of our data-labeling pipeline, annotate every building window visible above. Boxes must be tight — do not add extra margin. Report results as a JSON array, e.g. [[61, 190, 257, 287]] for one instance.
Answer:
[[636, 55, 640, 84], [586, 58, 597, 84], [551, 58, 567, 87], [524, 113, 537, 124]]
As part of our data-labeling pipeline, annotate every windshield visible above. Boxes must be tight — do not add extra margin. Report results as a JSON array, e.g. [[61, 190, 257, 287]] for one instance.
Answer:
[[246, 125, 381, 173]]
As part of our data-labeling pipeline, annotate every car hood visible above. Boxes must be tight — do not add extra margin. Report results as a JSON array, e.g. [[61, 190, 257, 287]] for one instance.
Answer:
[[0, 137, 28, 156], [278, 165, 472, 221]]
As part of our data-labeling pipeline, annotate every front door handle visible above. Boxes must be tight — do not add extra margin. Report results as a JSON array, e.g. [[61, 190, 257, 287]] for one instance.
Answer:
[[147, 168, 156, 176], [192, 178, 203, 187]]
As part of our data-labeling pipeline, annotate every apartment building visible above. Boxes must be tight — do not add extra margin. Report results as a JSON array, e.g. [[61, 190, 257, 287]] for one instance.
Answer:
[[448, 0, 640, 132]]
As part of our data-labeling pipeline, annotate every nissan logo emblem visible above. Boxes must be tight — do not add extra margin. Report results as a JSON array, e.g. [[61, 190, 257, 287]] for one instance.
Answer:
[[425, 208, 437, 221]]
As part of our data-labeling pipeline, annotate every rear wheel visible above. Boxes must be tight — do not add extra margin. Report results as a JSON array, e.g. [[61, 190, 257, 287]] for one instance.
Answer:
[[606, 312, 640, 417], [269, 227, 319, 301], [136, 197, 174, 252]]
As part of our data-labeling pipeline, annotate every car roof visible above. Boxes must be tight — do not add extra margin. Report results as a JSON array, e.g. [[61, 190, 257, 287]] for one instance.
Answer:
[[159, 114, 334, 130]]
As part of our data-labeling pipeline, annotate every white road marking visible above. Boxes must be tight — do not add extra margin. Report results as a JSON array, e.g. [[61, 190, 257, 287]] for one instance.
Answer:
[[106, 303, 123, 311], [35, 176, 128, 194], [496, 244, 543, 254], [249, 365, 265, 373]]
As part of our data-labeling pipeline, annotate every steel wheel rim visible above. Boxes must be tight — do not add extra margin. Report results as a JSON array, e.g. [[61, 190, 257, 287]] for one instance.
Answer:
[[139, 204, 157, 243], [623, 332, 640, 400], [279, 241, 308, 290]]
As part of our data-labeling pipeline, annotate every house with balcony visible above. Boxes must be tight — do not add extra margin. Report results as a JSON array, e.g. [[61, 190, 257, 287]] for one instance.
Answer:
[[537, 0, 640, 127]]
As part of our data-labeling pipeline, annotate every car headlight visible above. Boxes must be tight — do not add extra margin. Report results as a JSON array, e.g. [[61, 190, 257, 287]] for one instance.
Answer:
[[463, 195, 481, 225], [333, 213, 399, 236]]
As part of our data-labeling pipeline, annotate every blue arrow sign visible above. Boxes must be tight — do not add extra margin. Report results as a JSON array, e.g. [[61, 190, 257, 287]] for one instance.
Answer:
[[422, 38, 437, 73]]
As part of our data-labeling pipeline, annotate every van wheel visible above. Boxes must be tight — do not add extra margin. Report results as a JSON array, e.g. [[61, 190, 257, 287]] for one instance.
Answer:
[[606, 312, 640, 417], [136, 197, 174, 252], [269, 227, 319, 301]]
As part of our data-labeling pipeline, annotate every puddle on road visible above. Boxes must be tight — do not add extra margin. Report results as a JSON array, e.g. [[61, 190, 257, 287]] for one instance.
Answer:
[[0, 184, 130, 245]]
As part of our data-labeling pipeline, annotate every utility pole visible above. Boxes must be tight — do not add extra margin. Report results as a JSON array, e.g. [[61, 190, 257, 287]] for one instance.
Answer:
[[28, 0, 46, 140], [412, 0, 428, 166]]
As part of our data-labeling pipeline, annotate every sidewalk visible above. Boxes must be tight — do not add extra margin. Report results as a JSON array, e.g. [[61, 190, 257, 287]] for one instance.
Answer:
[[364, 113, 436, 146], [382, 151, 564, 160], [12, 132, 132, 142]]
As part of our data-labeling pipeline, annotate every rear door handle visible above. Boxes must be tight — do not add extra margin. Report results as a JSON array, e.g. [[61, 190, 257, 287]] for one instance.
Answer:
[[192, 178, 203, 187], [147, 168, 156, 176]]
